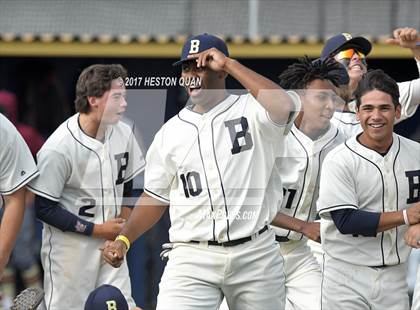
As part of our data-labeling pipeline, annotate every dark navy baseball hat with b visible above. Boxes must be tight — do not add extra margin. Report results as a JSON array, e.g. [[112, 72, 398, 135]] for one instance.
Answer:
[[173, 33, 229, 66], [84, 284, 129, 310], [321, 33, 372, 60]]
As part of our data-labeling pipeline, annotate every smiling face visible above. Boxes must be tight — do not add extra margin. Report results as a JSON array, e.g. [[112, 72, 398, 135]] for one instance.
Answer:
[[181, 60, 226, 107], [299, 79, 337, 135], [91, 78, 127, 125], [334, 48, 367, 94], [356, 89, 401, 152]]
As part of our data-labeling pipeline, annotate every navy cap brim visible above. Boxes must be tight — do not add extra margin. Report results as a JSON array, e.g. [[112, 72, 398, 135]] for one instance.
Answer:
[[321, 36, 372, 60], [336, 37, 372, 55], [173, 58, 190, 66]]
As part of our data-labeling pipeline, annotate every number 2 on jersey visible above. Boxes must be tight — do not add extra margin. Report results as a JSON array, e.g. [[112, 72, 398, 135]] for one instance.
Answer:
[[78, 198, 96, 218]]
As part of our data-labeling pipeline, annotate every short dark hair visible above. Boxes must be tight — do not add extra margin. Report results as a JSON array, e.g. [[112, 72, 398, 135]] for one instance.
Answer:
[[354, 69, 400, 109], [278, 56, 344, 90], [75, 64, 127, 113]]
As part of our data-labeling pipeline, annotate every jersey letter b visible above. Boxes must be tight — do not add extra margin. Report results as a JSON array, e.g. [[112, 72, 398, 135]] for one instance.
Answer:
[[406, 170, 420, 203], [115, 152, 129, 185], [225, 117, 253, 155]]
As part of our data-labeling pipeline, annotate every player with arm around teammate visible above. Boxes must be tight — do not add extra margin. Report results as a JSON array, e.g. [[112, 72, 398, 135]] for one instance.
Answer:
[[28, 64, 145, 309], [102, 33, 300, 310], [317, 69, 420, 310], [268, 57, 348, 310], [0, 114, 38, 279]]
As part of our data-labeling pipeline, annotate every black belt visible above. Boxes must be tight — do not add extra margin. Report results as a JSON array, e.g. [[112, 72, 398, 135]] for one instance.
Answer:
[[275, 235, 290, 243], [191, 226, 269, 247], [369, 264, 391, 268]]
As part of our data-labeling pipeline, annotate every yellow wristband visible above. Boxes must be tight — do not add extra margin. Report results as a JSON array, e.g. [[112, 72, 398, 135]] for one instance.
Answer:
[[115, 235, 130, 251]]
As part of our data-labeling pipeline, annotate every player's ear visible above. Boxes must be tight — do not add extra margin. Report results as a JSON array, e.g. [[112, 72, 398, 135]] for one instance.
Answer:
[[87, 96, 98, 108], [395, 103, 401, 120]]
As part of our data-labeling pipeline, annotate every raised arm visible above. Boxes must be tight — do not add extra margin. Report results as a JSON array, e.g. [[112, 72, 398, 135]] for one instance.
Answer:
[[386, 28, 420, 122], [386, 27, 420, 61], [189, 48, 296, 124]]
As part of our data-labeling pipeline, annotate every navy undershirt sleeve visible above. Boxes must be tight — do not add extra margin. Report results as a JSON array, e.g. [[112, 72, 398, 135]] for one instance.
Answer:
[[331, 208, 381, 237], [35, 195, 94, 236]]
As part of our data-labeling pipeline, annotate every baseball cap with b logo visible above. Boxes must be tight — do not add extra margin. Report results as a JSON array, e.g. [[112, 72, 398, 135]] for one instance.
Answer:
[[84, 284, 129, 310], [321, 33, 372, 60], [173, 33, 229, 66]]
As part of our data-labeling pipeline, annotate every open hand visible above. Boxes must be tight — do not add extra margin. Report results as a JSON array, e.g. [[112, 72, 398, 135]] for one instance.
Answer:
[[93, 218, 126, 240]]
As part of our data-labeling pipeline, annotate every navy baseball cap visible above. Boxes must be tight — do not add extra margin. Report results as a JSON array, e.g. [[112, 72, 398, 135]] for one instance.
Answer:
[[84, 284, 129, 310], [311, 58, 349, 86], [173, 33, 229, 66], [321, 33, 372, 60]]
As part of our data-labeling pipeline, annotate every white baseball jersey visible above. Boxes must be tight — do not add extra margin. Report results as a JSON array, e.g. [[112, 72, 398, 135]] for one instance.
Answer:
[[318, 134, 420, 266], [145, 92, 299, 243], [272, 123, 346, 241], [0, 113, 38, 202], [269, 123, 346, 310], [28, 113, 145, 309], [332, 60, 420, 137], [29, 113, 145, 221]]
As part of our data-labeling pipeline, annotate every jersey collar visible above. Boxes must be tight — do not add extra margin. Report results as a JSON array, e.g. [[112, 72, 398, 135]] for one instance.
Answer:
[[67, 113, 113, 150], [179, 94, 239, 123], [291, 122, 339, 154], [349, 132, 399, 161]]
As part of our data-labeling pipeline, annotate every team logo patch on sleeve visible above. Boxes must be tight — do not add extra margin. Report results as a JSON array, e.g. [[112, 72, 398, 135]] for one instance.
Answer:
[[75, 220, 87, 233]]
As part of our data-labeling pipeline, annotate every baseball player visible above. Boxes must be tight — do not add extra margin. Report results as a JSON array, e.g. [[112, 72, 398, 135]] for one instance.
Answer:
[[0, 113, 38, 278], [0, 90, 44, 307], [102, 33, 300, 310], [306, 27, 420, 265], [266, 57, 348, 310], [318, 69, 420, 309], [321, 28, 420, 137], [28, 64, 145, 309]]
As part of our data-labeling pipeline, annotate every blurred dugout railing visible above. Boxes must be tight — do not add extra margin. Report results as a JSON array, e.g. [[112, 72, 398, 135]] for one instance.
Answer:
[[0, 0, 419, 57]]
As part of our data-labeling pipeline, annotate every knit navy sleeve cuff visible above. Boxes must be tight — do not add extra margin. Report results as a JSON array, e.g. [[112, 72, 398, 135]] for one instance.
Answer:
[[35, 195, 94, 236], [331, 208, 381, 237]]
